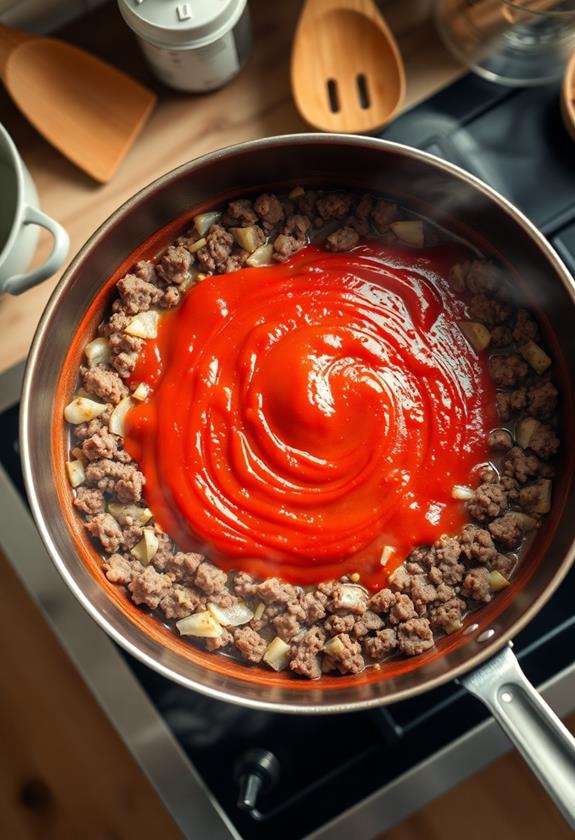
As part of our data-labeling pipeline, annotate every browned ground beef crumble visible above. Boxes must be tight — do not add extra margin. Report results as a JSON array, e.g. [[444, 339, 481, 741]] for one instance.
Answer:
[[64, 189, 560, 679]]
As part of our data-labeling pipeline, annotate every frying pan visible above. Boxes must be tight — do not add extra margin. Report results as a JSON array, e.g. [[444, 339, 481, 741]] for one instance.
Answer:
[[20, 135, 575, 826]]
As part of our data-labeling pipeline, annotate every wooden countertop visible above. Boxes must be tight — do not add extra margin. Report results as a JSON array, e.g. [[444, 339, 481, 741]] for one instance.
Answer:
[[0, 0, 462, 374]]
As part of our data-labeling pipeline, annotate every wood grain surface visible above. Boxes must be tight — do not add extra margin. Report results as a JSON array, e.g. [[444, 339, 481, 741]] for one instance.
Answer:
[[0, 0, 462, 374]]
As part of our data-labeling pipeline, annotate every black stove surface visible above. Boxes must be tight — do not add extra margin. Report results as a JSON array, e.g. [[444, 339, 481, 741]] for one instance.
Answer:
[[3, 72, 575, 840]]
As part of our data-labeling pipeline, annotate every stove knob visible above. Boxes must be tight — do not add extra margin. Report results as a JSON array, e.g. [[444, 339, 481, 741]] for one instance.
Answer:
[[235, 748, 280, 812]]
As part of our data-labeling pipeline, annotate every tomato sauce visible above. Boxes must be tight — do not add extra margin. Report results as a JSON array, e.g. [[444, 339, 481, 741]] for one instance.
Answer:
[[125, 242, 496, 590]]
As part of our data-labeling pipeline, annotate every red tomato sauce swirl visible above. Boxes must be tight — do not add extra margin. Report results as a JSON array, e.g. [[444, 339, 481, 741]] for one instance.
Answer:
[[125, 242, 496, 590]]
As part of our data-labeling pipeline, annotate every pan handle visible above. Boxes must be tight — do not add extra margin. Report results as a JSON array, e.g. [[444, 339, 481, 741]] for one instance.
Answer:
[[461, 644, 575, 829]]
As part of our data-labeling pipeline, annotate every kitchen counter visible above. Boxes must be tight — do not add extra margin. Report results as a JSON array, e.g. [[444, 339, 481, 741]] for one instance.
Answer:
[[0, 0, 462, 373]]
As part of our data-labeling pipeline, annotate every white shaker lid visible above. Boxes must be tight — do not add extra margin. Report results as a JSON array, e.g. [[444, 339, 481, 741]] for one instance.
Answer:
[[117, 0, 246, 48]]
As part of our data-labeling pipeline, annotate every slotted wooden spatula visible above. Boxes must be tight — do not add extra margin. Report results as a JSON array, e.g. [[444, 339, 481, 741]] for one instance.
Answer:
[[291, 0, 406, 134], [0, 24, 156, 183]]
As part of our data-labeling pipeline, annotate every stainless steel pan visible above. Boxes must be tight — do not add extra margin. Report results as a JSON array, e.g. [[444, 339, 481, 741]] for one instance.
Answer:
[[20, 135, 575, 826]]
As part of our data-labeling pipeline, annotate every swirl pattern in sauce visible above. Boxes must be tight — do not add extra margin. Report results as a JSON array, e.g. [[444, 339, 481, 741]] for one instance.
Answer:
[[125, 242, 496, 590]]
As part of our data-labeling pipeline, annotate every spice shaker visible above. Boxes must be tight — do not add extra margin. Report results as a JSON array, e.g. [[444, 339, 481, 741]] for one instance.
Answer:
[[117, 0, 251, 93]]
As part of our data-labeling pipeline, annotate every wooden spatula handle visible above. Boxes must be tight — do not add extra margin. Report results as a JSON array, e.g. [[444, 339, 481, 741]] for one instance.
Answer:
[[0, 24, 36, 77]]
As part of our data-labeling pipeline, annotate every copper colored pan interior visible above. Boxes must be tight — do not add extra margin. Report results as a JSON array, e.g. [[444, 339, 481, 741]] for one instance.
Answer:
[[22, 135, 575, 712]]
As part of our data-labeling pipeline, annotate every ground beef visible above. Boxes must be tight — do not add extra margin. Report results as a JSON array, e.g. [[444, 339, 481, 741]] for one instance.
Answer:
[[256, 578, 297, 605], [81, 365, 128, 405], [459, 260, 500, 294], [503, 446, 544, 484], [389, 593, 418, 625], [196, 224, 234, 273], [371, 199, 398, 231], [397, 618, 434, 656], [434, 536, 465, 585], [156, 550, 202, 581], [156, 245, 192, 285], [324, 613, 356, 636], [129, 566, 173, 609], [116, 273, 163, 315], [233, 627, 267, 663], [289, 627, 326, 679], [162, 286, 181, 309], [295, 590, 328, 624], [429, 597, 466, 632], [388, 564, 413, 592], [232, 571, 259, 599], [513, 309, 539, 344], [194, 562, 227, 595], [325, 226, 359, 251], [351, 610, 384, 638], [459, 526, 497, 565], [272, 612, 302, 642], [368, 587, 395, 614], [223, 198, 258, 227], [103, 553, 141, 585], [316, 192, 352, 220], [254, 193, 284, 227], [73, 410, 112, 442], [488, 428, 513, 451], [81, 430, 119, 461], [527, 379, 558, 420], [468, 294, 512, 325], [327, 634, 364, 675], [84, 458, 145, 503], [490, 325, 513, 347], [488, 513, 525, 549], [409, 575, 438, 611], [362, 628, 398, 660], [206, 628, 234, 651], [528, 424, 559, 459], [493, 553, 516, 577], [159, 584, 202, 619], [73, 486, 106, 515], [488, 353, 529, 387], [85, 512, 124, 553], [462, 567, 492, 603], [467, 482, 508, 523]]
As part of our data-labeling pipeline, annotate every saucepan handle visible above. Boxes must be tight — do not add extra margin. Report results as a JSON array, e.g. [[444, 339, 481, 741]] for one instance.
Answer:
[[461, 644, 575, 829]]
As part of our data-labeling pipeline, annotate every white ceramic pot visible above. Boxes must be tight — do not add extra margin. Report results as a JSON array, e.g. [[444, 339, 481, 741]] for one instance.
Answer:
[[0, 122, 69, 295]]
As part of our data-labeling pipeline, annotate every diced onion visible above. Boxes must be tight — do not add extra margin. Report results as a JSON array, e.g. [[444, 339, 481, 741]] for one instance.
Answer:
[[516, 416, 540, 449], [125, 310, 159, 339], [66, 460, 85, 488], [84, 337, 111, 366], [444, 620, 463, 634], [64, 397, 107, 424], [194, 211, 221, 237], [512, 511, 538, 531], [488, 570, 510, 592], [458, 321, 491, 352], [529, 479, 552, 515], [130, 528, 159, 565], [324, 636, 346, 657], [176, 610, 223, 638], [288, 186, 305, 198], [188, 237, 207, 254], [452, 484, 474, 500], [336, 583, 367, 610], [246, 243, 274, 267], [253, 601, 265, 621], [518, 340, 551, 375], [229, 226, 262, 253], [390, 220, 424, 247], [132, 382, 151, 401], [208, 601, 253, 627], [109, 396, 135, 435], [380, 546, 395, 566], [263, 637, 291, 671], [108, 503, 153, 526]]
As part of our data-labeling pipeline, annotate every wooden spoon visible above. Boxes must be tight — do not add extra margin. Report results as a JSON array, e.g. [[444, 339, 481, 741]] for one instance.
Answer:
[[291, 0, 406, 134], [0, 24, 156, 183]]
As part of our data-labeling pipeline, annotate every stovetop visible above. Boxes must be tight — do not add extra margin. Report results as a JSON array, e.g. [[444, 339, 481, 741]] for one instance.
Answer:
[[2, 73, 575, 840]]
